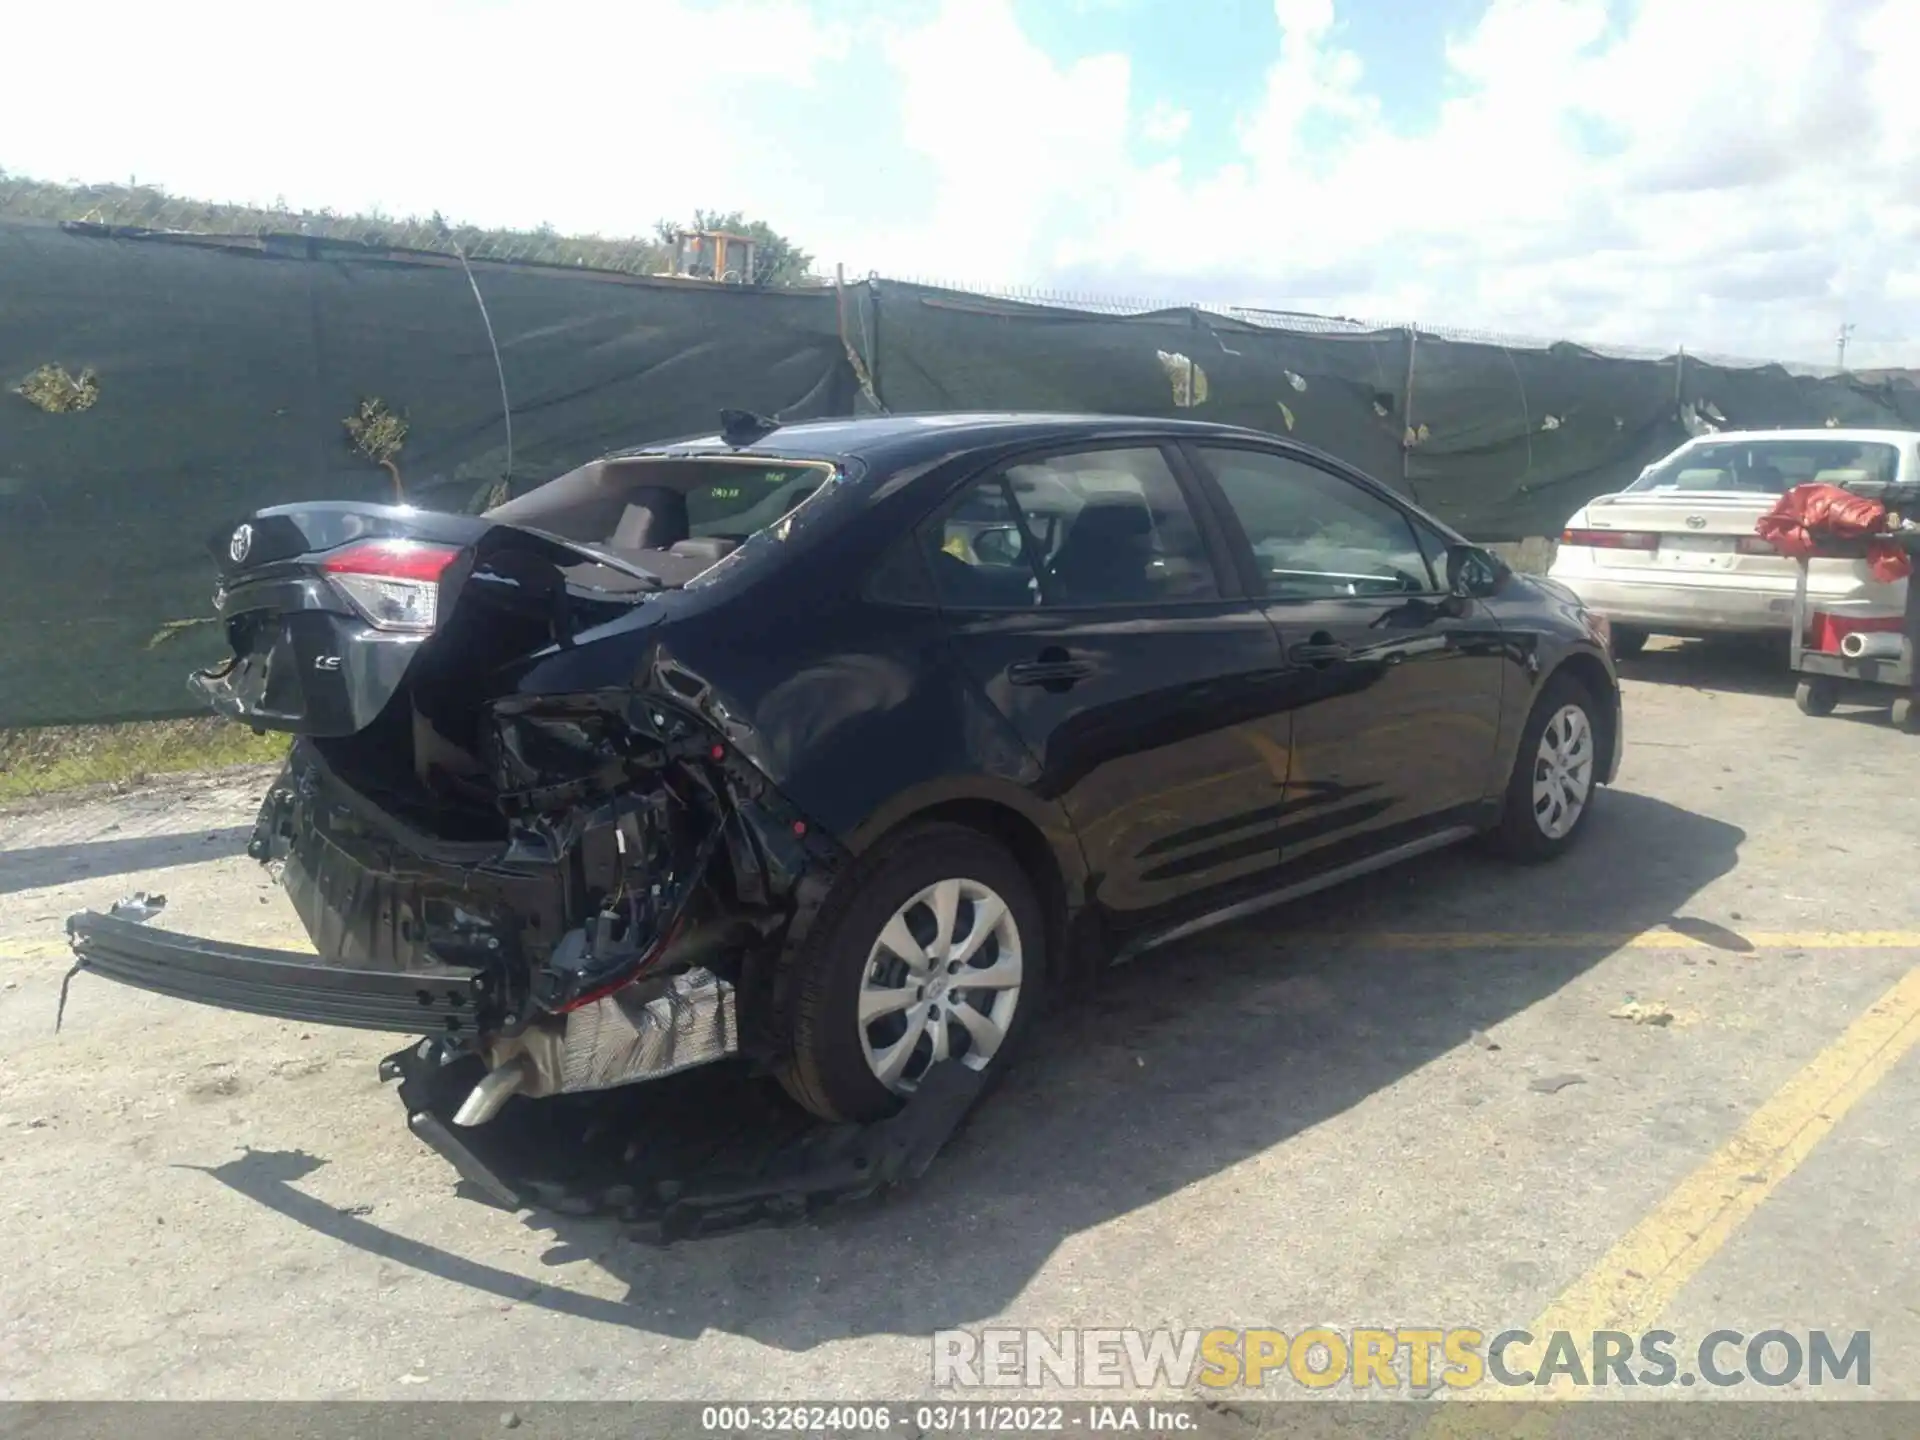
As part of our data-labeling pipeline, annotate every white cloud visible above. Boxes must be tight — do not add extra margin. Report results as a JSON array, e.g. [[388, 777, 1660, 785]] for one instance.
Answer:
[[1139, 102, 1192, 147], [3, 0, 1916, 364], [876, 0, 1920, 365], [862, 0, 1139, 282], [0, 0, 852, 237]]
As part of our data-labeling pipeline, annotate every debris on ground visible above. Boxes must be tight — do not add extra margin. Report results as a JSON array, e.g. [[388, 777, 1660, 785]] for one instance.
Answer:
[[107, 892, 167, 923], [1529, 1073, 1585, 1094], [1470, 1029, 1501, 1051], [1610, 998, 1699, 1027]]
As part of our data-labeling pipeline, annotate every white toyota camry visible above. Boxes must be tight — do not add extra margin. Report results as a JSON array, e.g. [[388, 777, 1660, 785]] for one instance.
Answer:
[[1547, 428, 1915, 656]]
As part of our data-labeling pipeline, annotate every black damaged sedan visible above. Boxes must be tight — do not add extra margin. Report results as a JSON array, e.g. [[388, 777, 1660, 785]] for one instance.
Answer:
[[70, 412, 1622, 1134]]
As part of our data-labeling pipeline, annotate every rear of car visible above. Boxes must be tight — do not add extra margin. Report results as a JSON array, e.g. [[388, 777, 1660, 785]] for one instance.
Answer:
[[69, 447, 852, 1125], [1548, 432, 1914, 646]]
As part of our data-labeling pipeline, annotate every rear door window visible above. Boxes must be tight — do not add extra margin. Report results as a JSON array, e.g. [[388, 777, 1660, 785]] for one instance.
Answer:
[[923, 474, 1044, 609], [923, 446, 1223, 609]]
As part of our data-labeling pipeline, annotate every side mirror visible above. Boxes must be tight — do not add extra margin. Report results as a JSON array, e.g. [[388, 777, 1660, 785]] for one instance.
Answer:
[[1445, 543, 1507, 600]]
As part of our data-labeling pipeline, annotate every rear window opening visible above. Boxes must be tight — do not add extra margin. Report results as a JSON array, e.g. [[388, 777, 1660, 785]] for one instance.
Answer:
[[1629, 440, 1901, 496], [484, 455, 835, 587]]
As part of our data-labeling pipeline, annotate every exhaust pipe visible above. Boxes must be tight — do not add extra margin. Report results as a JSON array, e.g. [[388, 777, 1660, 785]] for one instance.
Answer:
[[452, 1055, 530, 1127], [1839, 630, 1907, 661]]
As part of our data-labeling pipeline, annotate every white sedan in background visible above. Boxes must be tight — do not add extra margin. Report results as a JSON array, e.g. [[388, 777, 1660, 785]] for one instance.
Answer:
[[1547, 428, 1915, 656]]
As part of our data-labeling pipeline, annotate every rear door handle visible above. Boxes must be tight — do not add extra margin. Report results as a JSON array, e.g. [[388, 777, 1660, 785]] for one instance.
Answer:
[[1008, 650, 1094, 687], [1288, 640, 1350, 665]]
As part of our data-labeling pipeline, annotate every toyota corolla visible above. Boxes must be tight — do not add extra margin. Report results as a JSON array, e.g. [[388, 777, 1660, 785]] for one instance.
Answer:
[[67, 412, 1623, 1134]]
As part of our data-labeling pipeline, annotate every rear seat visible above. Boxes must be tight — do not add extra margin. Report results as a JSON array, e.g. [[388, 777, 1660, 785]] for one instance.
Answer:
[[582, 535, 742, 588]]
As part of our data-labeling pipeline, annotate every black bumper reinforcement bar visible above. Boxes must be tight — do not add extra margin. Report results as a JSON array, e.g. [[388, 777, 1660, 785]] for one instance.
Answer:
[[65, 911, 485, 1036]]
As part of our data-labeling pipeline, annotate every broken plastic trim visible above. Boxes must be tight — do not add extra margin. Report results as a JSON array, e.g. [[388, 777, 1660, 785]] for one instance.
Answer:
[[384, 1035, 989, 1243], [236, 680, 843, 1069], [65, 666, 847, 1164]]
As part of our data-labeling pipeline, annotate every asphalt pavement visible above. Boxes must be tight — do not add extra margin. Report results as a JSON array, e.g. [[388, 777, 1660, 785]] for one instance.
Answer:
[[2, 640, 1916, 1405]]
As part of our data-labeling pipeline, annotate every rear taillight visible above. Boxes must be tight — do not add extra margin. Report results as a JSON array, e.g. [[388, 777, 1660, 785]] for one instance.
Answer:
[[321, 539, 460, 632], [1563, 528, 1659, 551]]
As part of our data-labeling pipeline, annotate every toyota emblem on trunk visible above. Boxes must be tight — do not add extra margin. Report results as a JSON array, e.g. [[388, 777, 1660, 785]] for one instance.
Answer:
[[229, 523, 253, 563], [1685, 515, 1707, 530]]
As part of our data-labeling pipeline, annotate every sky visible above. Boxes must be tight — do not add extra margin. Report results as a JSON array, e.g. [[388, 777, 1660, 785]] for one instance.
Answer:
[[4, 0, 1915, 367]]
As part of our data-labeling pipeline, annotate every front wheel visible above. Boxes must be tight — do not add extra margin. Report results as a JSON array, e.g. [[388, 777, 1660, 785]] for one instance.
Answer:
[[776, 823, 1043, 1123], [1484, 672, 1603, 863]]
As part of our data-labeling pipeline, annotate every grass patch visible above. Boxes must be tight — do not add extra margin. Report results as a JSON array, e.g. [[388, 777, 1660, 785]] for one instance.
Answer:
[[15, 361, 100, 414], [0, 719, 287, 801]]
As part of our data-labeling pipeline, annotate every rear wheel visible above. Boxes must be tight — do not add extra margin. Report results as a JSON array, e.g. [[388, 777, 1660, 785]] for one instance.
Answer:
[[1610, 625, 1650, 659], [1795, 677, 1839, 717], [1485, 672, 1603, 863], [777, 823, 1043, 1123]]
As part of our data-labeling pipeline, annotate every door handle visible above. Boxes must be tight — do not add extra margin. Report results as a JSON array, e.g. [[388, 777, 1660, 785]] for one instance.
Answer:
[[1008, 648, 1094, 688], [1288, 639, 1350, 665]]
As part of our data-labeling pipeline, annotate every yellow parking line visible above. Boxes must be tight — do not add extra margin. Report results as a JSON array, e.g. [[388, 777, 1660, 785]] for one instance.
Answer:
[[1472, 963, 1920, 1408], [0, 940, 67, 961], [1314, 930, 1920, 951]]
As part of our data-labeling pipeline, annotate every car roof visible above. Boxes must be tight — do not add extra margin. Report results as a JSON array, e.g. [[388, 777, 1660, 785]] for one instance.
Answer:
[[618, 412, 1290, 471], [1680, 428, 1920, 446]]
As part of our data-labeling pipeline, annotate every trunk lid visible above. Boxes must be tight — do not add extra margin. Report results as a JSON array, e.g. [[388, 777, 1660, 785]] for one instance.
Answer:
[[1575, 491, 1797, 579], [195, 502, 662, 738]]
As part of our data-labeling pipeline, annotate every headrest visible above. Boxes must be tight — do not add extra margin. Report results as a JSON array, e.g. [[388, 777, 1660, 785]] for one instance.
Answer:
[[669, 537, 739, 560], [1069, 499, 1153, 539]]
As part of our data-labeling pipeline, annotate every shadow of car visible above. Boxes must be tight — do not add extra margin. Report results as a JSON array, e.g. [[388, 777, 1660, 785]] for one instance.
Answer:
[[191, 787, 1738, 1348]]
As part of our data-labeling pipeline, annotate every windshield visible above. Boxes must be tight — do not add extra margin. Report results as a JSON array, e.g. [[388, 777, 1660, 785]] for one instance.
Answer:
[[1628, 439, 1901, 495]]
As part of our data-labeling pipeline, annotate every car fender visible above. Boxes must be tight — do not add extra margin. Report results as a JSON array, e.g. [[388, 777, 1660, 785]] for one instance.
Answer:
[[844, 770, 1091, 907], [1493, 633, 1623, 788]]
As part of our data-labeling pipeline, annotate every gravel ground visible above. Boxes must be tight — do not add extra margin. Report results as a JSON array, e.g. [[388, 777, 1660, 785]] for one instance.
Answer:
[[3, 641, 1917, 1404]]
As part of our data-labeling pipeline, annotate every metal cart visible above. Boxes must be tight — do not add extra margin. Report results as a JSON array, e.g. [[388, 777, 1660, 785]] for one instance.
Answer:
[[1788, 531, 1920, 730]]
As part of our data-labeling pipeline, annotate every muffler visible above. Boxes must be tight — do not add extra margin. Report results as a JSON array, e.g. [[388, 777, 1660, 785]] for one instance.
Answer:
[[1839, 630, 1907, 661]]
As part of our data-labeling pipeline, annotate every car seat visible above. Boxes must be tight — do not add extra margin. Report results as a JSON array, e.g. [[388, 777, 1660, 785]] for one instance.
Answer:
[[1047, 498, 1156, 603], [608, 487, 691, 551]]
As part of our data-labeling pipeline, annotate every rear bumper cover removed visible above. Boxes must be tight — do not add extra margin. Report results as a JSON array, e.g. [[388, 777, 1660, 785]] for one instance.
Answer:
[[63, 910, 743, 1119], [65, 694, 843, 1126]]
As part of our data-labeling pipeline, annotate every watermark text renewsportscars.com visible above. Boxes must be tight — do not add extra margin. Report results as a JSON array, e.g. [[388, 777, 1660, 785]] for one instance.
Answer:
[[932, 1327, 1871, 1392]]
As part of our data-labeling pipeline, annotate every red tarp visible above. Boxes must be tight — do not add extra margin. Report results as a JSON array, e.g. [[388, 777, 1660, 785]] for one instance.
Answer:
[[1755, 483, 1911, 582]]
